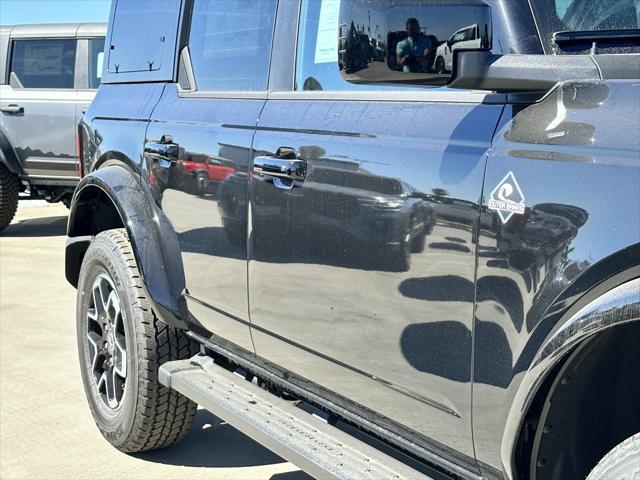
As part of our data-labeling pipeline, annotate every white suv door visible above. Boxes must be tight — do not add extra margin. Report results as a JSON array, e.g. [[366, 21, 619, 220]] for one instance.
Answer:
[[0, 37, 79, 183]]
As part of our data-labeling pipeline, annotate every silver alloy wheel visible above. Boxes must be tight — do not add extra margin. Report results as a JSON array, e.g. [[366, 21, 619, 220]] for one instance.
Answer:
[[86, 273, 127, 409]]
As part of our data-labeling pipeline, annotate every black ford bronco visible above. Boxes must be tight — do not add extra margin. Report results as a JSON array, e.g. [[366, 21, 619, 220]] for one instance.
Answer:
[[66, 1, 640, 479]]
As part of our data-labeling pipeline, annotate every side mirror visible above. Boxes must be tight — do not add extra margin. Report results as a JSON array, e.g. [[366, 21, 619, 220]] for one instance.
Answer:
[[339, 0, 492, 86]]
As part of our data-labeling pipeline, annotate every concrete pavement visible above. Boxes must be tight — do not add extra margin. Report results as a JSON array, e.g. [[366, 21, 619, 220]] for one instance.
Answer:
[[0, 201, 308, 480]]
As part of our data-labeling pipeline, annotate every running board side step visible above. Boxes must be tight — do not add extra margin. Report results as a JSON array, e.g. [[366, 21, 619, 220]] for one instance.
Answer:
[[159, 355, 434, 480]]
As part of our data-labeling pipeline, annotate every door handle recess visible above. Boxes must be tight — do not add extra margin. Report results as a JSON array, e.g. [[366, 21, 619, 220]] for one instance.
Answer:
[[1, 104, 24, 115]]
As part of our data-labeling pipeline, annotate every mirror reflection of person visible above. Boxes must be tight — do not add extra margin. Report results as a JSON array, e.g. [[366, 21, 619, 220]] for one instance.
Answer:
[[396, 18, 433, 73]]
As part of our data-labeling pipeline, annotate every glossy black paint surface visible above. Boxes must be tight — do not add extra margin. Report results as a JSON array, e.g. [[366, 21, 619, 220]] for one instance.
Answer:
[[68, 0, 640, 477], [248, 99, 503, 473], [146, 84, 261, 352], [473, 79, 640, 478]]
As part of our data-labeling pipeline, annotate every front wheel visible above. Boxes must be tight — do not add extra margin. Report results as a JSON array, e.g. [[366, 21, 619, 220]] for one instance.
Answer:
[[77, 228, 198, 452], [435, 56, 446, 74], [587, 433, 640, 480]]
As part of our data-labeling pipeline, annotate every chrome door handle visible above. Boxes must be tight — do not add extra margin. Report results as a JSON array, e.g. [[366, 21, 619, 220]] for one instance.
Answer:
[[1, 104, 24, 115], [144, 136, 179, 168], [253, 156, 307, 181]]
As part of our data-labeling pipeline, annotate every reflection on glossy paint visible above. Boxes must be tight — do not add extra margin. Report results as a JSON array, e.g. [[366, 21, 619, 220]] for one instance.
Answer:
[[247, 148, 436, 272], [473, 80, 640, 476], [247, 99, 503, 467]]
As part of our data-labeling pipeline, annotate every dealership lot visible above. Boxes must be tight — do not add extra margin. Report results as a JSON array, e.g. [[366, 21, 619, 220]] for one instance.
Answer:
[[0, 202, 308, 480]]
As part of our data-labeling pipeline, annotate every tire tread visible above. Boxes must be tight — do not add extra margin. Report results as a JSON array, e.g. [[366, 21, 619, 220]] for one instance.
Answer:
[[82, 229, 197, 453], [0, 163, 20, 231]]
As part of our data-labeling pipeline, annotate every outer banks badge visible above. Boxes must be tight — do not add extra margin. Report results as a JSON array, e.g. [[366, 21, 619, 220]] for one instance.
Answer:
[[488, 172, 526, 224]]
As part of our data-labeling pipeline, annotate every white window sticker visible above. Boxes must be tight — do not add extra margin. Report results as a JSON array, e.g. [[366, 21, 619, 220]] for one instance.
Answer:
[[24, 44, 64, 75], [314, 0, 340, 64]]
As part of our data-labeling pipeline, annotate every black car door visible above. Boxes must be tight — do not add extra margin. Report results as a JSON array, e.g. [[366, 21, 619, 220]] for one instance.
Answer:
[[247, 0, 504, 473], [147, 0, 277, 351]]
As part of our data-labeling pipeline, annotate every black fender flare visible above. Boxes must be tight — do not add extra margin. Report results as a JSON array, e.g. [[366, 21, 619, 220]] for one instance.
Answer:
[[66, 164, 188, 329], [0, 130, 25, 175], [500, 275, 640, 478]]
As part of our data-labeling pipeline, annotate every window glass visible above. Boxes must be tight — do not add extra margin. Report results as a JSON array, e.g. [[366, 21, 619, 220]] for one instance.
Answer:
[[108, 0, 181, 73], [531, 0, 640, 53], [89, 38, 105, 89], [10, 39, 76, 89], [297, 0, 374, 91], [188, 0, 277, 91], [555, 0, 639, 31], [296, 0, 465, 91]]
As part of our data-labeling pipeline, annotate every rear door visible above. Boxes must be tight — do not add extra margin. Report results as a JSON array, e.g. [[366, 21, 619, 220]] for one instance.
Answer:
[[0, 36, 78, 183], [248, 0, 504, 471], [147, 0, 277, 351]]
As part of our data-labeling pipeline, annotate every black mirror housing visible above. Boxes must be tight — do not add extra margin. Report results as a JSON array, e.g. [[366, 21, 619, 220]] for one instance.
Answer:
[[448, 51, 602, 92]]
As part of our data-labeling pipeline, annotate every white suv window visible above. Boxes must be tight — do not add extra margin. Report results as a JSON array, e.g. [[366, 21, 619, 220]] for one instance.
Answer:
[[10, 38, 76, 89]]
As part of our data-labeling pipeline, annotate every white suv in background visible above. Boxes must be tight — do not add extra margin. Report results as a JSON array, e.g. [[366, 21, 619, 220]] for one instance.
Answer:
[[0, 23, 105, 230], [434, 24, 481, 73]]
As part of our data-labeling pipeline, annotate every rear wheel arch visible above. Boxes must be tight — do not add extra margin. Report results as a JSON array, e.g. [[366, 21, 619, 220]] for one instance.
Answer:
[[528, 321, 640, 480], [66, 164, 188, 330]]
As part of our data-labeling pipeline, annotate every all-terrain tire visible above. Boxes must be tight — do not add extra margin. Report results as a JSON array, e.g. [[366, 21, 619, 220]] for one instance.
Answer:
[[0, 163, 20, 231], [587, 433, 640, 480], [77, 228, 198, 452]]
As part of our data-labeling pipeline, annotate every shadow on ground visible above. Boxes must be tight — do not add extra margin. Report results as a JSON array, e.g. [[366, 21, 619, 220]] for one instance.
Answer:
[[2, 215, 68, 237], [135, 409, 312, 478]]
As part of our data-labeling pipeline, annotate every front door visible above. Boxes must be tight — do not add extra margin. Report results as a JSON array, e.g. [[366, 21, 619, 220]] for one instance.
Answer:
[[248, 0, 504, 471], [147, 0, 277, 351]]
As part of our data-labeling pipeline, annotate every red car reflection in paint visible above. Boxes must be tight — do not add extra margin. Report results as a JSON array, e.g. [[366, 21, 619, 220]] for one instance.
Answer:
[[178, 158, 236, 182]]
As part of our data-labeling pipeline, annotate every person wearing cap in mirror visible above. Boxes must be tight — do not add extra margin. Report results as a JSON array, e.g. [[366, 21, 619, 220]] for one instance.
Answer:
[[396, 17, 434, 73]]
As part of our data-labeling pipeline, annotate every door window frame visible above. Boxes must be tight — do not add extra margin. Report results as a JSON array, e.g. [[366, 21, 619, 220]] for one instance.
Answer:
[[174, 0, 504, 104], [176, 0, 278, 100], [75, 37, 106, 91]]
